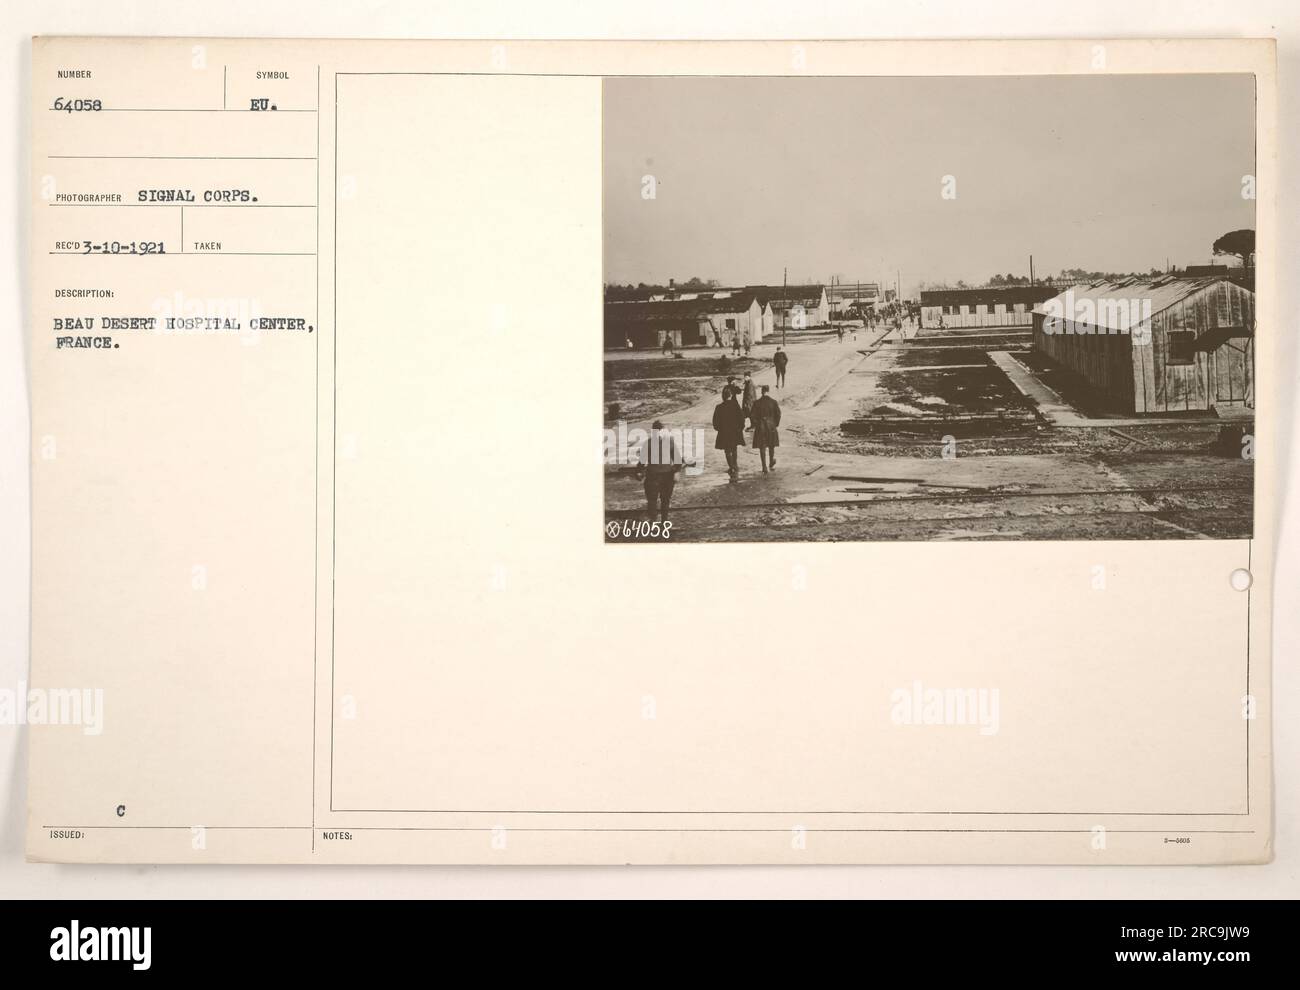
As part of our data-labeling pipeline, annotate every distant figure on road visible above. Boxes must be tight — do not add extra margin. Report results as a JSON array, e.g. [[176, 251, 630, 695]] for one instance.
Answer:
[[741, 372, 756, 424], [731, 332, 742, 356], [743, 333, 752, 356], [636, 419, 684, 523], [712, 388, 746, 483], [625, 336, 634, 349], [751, 385, 781, 472], [661, 334, 673, 355], [773, 347, 789, 389]]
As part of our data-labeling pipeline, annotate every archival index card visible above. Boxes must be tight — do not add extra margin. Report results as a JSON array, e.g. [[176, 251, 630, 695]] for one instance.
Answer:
[[26, 38, 1275, 863]]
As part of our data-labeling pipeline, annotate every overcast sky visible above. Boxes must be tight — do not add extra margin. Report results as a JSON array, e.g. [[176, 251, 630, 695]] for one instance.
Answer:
[[603, 74, 1256, 294]]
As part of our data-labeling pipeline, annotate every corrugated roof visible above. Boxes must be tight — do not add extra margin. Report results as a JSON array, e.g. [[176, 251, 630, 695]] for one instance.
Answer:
[[604, 293, 758, 325], [1032, 277, 1245, 332], [920, 286, 1061, 307], [741, 285, 826, 306]]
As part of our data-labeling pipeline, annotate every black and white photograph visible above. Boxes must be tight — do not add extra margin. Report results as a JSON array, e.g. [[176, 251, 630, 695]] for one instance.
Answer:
[[603, 74, 1257, 542], [2, 0, 1294, 956]]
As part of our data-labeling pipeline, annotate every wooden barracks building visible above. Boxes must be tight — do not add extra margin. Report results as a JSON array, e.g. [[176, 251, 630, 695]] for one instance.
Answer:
[[919, 285, 1062, 330], [604, 284, 828, 349], [1031, 276, 1255, 415], [604, 291, 763, 349]]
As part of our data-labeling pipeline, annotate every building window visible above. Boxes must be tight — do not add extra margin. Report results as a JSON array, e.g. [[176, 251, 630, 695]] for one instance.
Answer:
[[1167, 331, 1196, 365]]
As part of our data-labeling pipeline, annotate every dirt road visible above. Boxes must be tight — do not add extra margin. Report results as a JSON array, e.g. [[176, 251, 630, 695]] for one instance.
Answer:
[[604, 324, 1253, 541]]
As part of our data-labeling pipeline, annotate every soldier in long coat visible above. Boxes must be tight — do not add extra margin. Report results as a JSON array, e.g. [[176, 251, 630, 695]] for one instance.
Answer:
[[741, 372, 757, 423], [750, 385, 782, 472], [712, 388, 746, 483]]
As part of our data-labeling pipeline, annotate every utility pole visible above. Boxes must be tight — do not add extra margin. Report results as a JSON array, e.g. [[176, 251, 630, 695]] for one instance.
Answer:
[[1029, 254, 1035, 285], [782, 267, 788, 347]]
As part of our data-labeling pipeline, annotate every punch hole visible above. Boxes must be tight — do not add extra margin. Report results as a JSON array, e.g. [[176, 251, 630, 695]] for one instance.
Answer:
[[1229, 568, 1252, 591]]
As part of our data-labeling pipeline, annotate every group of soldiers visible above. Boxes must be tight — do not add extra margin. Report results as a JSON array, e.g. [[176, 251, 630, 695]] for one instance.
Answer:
[[634, 348, 790, 523], [712, 370, 783, 483]]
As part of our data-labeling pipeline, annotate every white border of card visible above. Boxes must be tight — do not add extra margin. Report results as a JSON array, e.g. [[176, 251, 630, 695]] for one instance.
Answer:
[[27, 38, 1274, 864]]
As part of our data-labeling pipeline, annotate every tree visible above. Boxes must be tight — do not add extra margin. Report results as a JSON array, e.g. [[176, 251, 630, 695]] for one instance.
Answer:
[[1212, 229, 1255, 267]]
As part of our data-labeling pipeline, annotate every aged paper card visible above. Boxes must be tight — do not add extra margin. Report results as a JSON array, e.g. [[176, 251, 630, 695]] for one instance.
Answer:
[[26, 38, 1274, 863]]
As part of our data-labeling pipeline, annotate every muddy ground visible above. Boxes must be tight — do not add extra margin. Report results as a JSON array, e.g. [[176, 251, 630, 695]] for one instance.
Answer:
[[604, 354, 770, 425], [603, 321, 1254, 541]]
